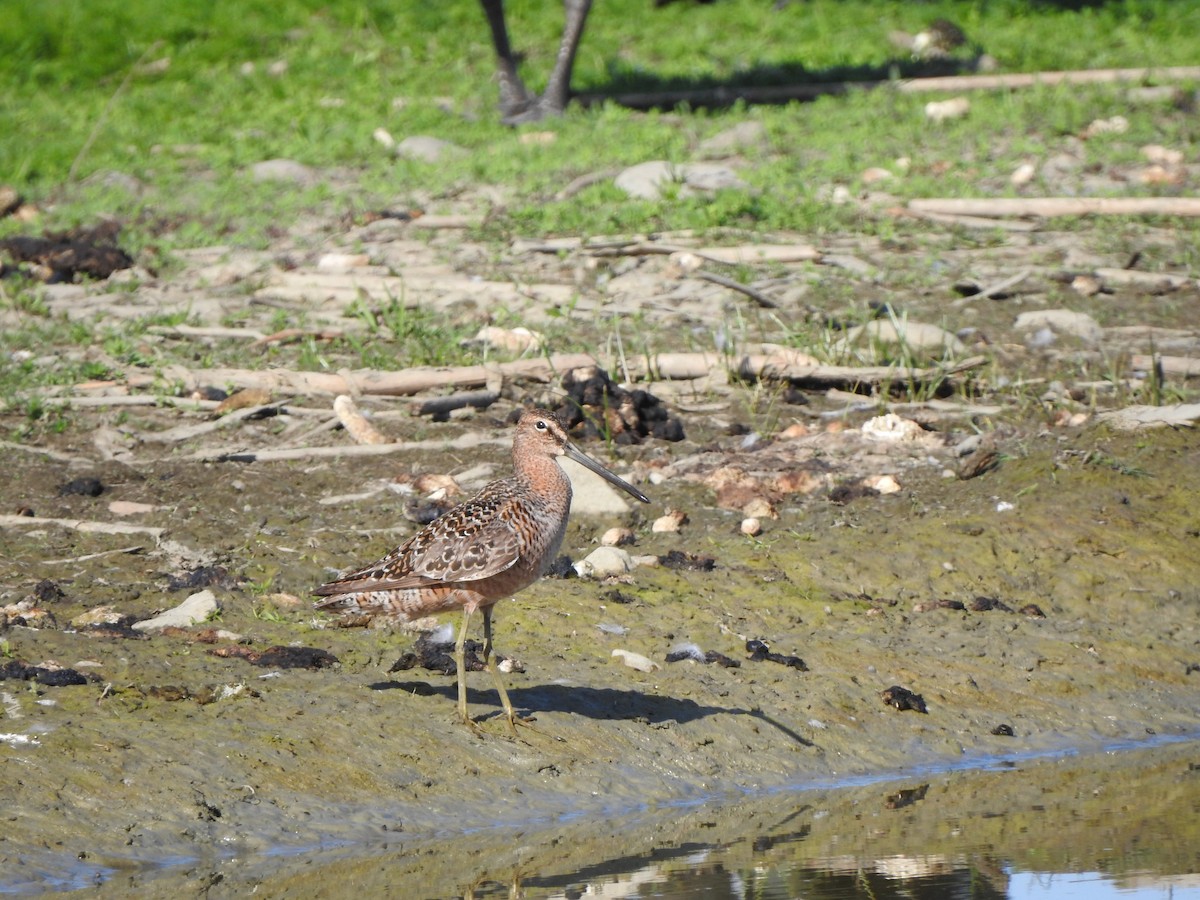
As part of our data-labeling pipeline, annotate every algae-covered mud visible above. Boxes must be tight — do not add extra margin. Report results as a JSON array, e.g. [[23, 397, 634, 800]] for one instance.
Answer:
[[2, 409, 1199, 895]]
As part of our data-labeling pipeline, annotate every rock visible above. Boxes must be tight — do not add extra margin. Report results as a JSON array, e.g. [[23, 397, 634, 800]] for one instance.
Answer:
[[1013, 309, 1103, 345], [862, 414, 924, 442], [601, 527, 636, 547], [740, 517, 762, 537], [1083, 115, 1129, 138], [71, 606, 125, 627], [561, 458, 642, 516], [249, 159, 316, 185], [133, 590, 220, 631], [108, 500, 156, 516], [651, 509, 688, 533], [696, 121, 766, 159], [861, 167, 893, 184], [463, 326, 544, 354], [395, 136, 466, 163], [1097, 404, 1200, 430], [863, 474, 902, 495], [317, 253, 371, 271], [839, 320, 965, 359], [924, 97, 970, 122], [575, 547, 634, 578], [1010, 162, 1036, 186], [614, 161, 749, 200], [372, 127, 395, 150], [611, 649, 659, 673]]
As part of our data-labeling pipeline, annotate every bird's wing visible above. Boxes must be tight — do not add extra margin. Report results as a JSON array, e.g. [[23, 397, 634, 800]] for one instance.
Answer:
[[314, 490, 524, 596]]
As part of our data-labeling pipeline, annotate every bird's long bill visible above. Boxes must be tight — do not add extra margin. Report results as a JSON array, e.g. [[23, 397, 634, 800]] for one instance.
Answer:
[[563, 441, 651, 504]]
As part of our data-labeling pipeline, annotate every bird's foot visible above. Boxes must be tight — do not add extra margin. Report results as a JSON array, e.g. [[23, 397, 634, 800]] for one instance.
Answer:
[[499, 95, 567, 126]]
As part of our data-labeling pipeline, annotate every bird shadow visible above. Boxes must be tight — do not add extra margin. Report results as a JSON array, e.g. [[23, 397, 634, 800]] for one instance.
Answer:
[[370, 678, 812, 747]]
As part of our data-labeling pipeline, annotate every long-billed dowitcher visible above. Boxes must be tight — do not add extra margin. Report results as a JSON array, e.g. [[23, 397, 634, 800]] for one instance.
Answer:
[[314, 408, 650, 731]]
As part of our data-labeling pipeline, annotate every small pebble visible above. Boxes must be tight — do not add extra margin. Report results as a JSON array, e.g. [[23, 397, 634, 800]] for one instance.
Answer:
[[740, 517, 762, 537], [652, 509, 689, 533], [601, 527, 636, 547]]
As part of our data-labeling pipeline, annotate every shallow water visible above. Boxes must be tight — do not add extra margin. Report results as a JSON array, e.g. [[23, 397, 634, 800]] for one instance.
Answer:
[[13, 738, 1195, 898]]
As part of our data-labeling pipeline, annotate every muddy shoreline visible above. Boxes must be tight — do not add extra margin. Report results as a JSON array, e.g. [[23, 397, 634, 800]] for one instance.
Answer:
[[3, 413, 1199, 895]]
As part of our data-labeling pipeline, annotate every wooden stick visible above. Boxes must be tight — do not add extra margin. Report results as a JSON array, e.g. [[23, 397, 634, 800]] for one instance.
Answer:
[[0, 514, 165, 537], [1094, 268, 1196, 290], [42, 546, 146, 565], [411, 390, 502, 418], [333, 395, 391, 444], [952, 268, 1032, 306], [183, 433, 510, 463], [134, 354, 598, 397], [140, 404, 283, 444], [146, 325, 268, 341], [1130, 355, 1200, 378], [909, 198, 1200, 218], [692, 271, 779, 309]]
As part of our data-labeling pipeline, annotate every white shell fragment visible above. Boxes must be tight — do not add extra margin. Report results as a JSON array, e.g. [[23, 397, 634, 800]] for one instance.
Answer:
[[611, 649, 660, 673], [861, 414, 924, 442]]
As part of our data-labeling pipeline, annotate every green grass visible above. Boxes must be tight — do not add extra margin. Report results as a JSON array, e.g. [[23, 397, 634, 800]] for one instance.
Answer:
[[1, 0, 1197, 246], [1, 0, 1197, 427]]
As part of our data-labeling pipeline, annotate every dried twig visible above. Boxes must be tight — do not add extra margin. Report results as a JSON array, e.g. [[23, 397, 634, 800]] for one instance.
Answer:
[[42, 546, 146, 565], [693, 270, 779, 308], [333, 395, 390, 444], [410, 390, 502, 418], [0, 515, 165, 537], [952, 268, 1032, 306], [184, 433, 510, 463], [140, 403, 284, 444]]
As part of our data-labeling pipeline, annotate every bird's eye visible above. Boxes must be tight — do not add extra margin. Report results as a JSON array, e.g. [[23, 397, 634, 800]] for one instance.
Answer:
[[535, 419, 547, 430]]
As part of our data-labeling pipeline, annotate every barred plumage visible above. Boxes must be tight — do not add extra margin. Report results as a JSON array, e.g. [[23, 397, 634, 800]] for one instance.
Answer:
[[315, 408, 650, 732]]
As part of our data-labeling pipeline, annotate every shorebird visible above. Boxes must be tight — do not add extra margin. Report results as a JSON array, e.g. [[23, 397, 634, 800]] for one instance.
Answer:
[[315, 408, 650, 732]]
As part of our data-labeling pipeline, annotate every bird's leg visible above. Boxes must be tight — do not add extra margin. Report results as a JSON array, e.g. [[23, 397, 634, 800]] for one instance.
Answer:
[[482, 605, 519, 735], [455, 607, 473, 727], [478, 0, 536, 117], [538, 0, 593, 117]]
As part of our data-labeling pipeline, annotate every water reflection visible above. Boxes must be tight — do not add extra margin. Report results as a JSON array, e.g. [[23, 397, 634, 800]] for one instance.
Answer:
[[432, 742, 1200, 900], [20, 740, 1200, 897]]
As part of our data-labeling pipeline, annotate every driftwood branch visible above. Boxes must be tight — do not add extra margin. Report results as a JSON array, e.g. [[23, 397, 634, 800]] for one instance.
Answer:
[[909, 198, 1200, 218], [183, 432, 511, 463], [1130, 355, 1200, 378], [131, 353, 598, 398], [0, 514, 165, 537], [621, 350, 987, 387]]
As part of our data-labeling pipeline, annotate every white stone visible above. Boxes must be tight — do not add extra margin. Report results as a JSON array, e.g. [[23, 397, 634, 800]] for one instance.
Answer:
[[133, 590, 220, 631], [574, 547, 634, 578], [1014, 309, 1103, 344], [611, 649, 659, 673], [395, 136, 466, 163]]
